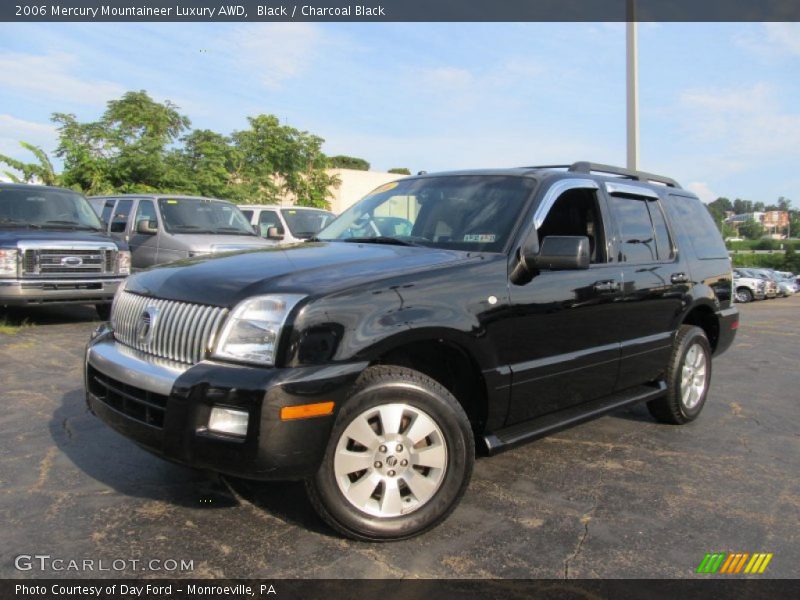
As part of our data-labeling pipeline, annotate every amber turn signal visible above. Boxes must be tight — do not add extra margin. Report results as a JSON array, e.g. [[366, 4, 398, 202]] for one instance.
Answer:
[[280, 401, 335, 421]]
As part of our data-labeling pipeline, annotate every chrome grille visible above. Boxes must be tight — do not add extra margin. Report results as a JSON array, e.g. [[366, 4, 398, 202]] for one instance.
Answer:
[[20, 247, 116, 277], [112, 291, 228, 364]]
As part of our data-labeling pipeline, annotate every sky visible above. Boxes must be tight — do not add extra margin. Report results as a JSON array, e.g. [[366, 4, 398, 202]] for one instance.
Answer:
[[1, 22, 799, 204]]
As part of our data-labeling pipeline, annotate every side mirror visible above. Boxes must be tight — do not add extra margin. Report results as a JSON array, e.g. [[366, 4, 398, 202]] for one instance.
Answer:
[[267, 226, 284, 240], [252, 224, 259, 234], [137, 219, 158, 235], [532, 236, 591, 270]]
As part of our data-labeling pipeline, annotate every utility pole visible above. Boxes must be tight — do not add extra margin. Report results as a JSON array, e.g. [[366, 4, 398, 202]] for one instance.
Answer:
[[626, 0, 639, 171]]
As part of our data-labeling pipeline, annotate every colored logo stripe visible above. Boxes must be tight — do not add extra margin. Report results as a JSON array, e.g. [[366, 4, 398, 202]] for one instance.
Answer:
[[697, 552, 773, 574]]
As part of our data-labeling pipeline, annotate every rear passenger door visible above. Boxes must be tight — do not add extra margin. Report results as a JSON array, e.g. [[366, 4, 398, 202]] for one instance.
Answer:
[[603, 183, 686, 390]]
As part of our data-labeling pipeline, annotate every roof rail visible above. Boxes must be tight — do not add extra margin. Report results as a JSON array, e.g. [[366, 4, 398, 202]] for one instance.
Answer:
[[526, 161, 681, 189]]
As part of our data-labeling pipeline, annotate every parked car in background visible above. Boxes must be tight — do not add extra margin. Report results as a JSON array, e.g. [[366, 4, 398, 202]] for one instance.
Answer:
[[755, 269, 796, 296], [239, 205, 335, 244], [738, 268, 778, 298], [85, 161, 738, 540], [773, 271, 799, 294], [1, 183, 129, 318], [733, 269, 767, 303], [90, 195, 271, 270]]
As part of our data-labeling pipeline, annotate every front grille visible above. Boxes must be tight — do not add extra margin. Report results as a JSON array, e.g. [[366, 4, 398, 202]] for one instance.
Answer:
[[21, 247, 116, 277], [112, 291, 228, 365], [87, 365, 167, 428]]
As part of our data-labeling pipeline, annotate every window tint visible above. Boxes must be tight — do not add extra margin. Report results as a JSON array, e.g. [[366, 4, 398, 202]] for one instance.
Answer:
[[100, 200, 115, 227], [110, 199, 133, 233], [537, 188, 606, 263], [134, 200, 157, 228], [608, 196, 657, 263], [662, 195, 729, 260], [648, 201, 674, 260], [258, 210, 283, 237], [240, 209, 253, 221]]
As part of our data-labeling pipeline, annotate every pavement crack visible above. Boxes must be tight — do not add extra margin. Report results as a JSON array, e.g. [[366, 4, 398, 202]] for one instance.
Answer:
[[564, 512, 592, 579]]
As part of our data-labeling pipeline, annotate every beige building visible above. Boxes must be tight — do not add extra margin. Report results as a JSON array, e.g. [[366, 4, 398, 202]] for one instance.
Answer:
[[326, 168, 407, 214]]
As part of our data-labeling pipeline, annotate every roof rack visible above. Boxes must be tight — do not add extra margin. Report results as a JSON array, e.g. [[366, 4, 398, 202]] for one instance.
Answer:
[[526, 161, 681, 189]]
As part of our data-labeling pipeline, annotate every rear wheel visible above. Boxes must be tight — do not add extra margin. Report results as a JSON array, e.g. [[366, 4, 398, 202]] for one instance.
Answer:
[[648, 325, 712, 425], [306, 365, 474, 541], [735, 287, 753, 303], [95, 303, 112, 320]]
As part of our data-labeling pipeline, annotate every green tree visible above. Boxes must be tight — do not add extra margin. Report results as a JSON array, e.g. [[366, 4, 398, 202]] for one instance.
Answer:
[[783, 244, 800, 272], [388, 167, 411, 175], [54, 90, 190, 194], [739, 219, 764, 240], [328, 155, 370, 171], [167, 129, 234, 198], [733, 199, 754, 214], [0, 141, 60, 185], [230, 115, 338, 208]]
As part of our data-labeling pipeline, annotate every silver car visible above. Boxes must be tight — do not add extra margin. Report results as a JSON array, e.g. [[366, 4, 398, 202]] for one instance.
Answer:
[[90, 195, 271, 270]]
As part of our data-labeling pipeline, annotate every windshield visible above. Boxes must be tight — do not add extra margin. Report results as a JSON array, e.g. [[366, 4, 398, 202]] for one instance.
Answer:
[[316, 175, 535, 252], [281, 208, 335, 238], [158, 198, 255, 235], [0, 187, 102, 230]]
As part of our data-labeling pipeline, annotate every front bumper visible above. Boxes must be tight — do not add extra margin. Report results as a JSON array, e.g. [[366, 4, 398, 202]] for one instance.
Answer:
[[0, 277, 124, 306], [85, 330, 367, 480]]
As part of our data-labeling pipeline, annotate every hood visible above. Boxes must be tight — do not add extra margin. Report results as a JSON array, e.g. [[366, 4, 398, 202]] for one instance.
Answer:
[[163, 233, 271, 253], [125, 241, 476, 307], [0, 228, 120, 247]]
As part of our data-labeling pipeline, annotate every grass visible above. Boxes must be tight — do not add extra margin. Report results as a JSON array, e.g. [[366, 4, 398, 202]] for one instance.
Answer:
[[0, 316, 29, 336]]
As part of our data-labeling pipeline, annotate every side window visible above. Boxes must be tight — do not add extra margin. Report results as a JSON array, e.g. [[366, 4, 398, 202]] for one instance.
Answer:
[[662, 194, 729, 260], [537, 188, 607, 263], [240, 209, 253, 221], [648, 201, 674, 261], [134, 200, 157, 228], [100, 200, 115, 227], [608, 196, 657, 263], [258, 210, 283, 236], [110, 199, 133, 233]]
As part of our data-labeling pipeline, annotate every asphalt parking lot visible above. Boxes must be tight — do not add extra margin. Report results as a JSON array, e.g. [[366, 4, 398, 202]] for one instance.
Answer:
[[1, 297, 798, 579]]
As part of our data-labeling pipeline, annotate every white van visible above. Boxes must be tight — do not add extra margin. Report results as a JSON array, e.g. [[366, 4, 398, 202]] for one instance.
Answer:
[[239, 205, 336, 244]]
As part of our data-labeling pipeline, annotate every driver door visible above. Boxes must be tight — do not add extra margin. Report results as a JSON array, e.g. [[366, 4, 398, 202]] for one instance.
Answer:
[[504, 182, 624, 424]]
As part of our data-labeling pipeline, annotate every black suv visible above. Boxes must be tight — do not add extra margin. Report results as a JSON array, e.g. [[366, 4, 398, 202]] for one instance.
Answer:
[[85, 162, 738, 540], [1, 183, 130, 318]]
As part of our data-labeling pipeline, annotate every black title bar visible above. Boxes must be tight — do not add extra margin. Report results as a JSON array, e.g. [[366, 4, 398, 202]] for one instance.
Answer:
[[3, 0, 800, 22]]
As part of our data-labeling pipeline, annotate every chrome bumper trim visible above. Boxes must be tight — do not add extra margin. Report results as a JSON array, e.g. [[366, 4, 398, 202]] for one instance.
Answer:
[[86, 337, 189, 396]]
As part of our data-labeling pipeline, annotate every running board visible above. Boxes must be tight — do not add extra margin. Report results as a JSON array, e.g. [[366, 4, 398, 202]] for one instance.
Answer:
[[483, 381, 667, 455]]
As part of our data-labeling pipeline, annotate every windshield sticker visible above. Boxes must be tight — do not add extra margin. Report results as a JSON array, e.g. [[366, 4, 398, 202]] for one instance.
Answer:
[[166, 199, 178, 204], [369, 182, 399, 195], [463, 234, 496, 243]]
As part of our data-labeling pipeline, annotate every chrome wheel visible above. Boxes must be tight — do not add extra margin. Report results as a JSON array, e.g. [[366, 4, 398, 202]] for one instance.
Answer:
[[333, 403, 448, 518], [680, 343, 707, 410]]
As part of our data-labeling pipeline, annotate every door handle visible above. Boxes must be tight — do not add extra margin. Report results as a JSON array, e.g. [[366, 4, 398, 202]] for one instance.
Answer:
[[671, 272, 689, 284], [593, 280, 620, 292]]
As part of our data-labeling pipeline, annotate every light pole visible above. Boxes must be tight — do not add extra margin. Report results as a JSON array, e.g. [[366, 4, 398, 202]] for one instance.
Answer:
[[626, 0, 639, 171]]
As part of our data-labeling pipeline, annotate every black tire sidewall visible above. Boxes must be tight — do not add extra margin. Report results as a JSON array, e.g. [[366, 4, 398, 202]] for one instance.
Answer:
[[737, 288, 753, 303], [310, 375, 473, 541]]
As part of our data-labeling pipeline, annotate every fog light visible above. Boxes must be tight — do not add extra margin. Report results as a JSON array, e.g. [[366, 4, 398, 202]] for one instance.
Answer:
[[208, 407, 249, 437]]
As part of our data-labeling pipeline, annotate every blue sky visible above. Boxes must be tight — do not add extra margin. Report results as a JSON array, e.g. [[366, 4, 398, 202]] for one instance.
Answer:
[[1, 22, 799, 204]]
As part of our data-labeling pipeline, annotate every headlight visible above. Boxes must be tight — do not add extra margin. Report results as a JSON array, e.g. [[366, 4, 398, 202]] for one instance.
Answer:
[[213, 294, 305, 365], [117, 250, 131, 275], [0, 249, 18, 278]]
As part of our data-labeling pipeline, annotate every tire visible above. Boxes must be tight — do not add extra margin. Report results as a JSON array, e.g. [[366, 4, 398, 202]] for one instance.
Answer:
[[95, 303, 112, 320], [305, 365, 474, 541], [647, 325, 712, 425], [735, 287, 753, 303]]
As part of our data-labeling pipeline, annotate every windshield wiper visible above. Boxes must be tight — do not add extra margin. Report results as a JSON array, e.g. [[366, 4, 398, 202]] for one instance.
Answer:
[[0, 218, 41, 228], [343, 236, 421, 247], [214, 227, 255, 236], [170, 226, 215, 233]]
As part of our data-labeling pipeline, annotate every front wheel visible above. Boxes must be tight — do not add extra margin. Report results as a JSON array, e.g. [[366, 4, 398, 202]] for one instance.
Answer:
[[306, 366, 474, 541], [735, 287, 753, 303], [648, 325, 712, 425]]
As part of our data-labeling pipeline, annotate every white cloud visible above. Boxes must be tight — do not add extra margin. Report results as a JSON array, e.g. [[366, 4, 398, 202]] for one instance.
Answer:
[[0, 52, 124, 107], [762, 23, 800, 56], [0, 114, 58, 156], [225, 23, 325, 89], [686, 182, 717, 204]]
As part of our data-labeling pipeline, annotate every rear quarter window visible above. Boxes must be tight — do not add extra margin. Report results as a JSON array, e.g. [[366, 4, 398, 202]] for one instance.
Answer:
[[663, 194, 728, 260]]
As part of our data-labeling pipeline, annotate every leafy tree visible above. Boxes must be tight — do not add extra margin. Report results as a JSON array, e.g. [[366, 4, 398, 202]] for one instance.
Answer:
[[0, 141, 60, 185], [783, 244, 800, 273], [721, 222, 738, 240], [753, 201, 765, 212], [328, 155, 370, 171], [167, 129, 235, 198], [738, 219, 764, 240], [388, 168, 411, 175], [733, 199, 754, 214]]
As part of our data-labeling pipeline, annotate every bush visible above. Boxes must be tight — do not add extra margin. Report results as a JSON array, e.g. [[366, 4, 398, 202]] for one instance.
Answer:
[[388, 168, 411, 175], [328, 155, 370, 171], [731, 253, 786, 269]]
